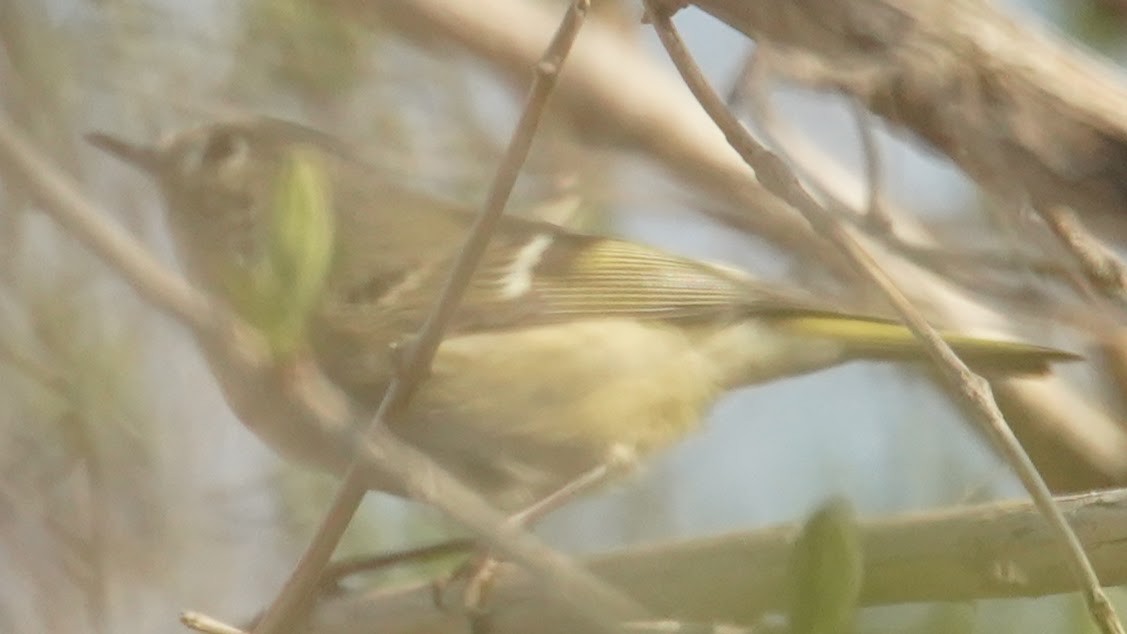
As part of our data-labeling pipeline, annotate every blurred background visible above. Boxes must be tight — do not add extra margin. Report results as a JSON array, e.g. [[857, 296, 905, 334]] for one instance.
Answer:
[[2, 0, 1127, 632]]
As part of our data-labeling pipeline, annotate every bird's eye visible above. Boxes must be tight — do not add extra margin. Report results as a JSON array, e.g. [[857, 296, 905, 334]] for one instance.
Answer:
[[200, 130, 246, 166]]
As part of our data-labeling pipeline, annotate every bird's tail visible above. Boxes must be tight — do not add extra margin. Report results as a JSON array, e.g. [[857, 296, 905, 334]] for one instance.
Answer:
[[777, 315, 1081, 375]]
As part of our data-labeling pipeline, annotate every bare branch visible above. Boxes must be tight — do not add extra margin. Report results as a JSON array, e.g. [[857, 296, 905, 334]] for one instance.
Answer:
[[0, 118, 216, 334], [848, 99, 890, 233], [182, 612, 248, 634], [304, 488, 1127, 634], [1041, 206, 1127, 301]]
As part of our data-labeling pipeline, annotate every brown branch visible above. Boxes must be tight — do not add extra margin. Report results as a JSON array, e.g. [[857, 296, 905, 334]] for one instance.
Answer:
[[1041, 205, 1127, 301], [0, 116, 216, 335], [848, 99, 890, 233], [0, 335, 66, 393], [641, 4, 1123, 633], [302, 488, 1127, 634], [182, 612, 247, 634], [317, 539, 476, 593]]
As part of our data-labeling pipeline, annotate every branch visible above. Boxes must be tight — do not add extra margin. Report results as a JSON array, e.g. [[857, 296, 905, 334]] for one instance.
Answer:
[[0, 116, 215, 334], [1041, 205, 1127, 300], [305, 488, 1127, 634]]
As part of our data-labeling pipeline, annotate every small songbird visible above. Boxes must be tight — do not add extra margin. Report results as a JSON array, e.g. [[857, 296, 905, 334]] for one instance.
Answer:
[[87, 117, 1078, 514]]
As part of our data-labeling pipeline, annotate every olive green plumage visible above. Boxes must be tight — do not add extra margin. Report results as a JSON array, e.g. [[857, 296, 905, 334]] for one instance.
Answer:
[[87, 117, 1079, 511]]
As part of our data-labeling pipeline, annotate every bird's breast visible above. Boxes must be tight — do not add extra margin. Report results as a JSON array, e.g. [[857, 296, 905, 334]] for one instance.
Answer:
[[397, 318, 726, 510]]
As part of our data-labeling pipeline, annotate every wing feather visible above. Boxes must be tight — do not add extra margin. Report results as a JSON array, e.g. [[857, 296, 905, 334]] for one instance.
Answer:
[[325, 222, 831, 336]]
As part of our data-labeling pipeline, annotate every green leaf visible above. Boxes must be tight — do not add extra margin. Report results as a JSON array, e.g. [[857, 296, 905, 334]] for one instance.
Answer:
[[788, 497, 863, 634], [265, 148, 335, 355], [225, 148, 335, 357]]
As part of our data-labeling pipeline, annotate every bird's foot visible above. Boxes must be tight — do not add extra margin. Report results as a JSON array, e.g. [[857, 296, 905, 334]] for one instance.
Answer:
[[431, 550, 503, 633]]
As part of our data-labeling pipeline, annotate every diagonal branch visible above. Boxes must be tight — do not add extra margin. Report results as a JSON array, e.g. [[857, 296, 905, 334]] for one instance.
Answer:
[[0, 119, 215, 334]]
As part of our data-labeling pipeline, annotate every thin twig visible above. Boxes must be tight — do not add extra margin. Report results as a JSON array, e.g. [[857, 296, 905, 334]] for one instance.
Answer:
[[728, 45, 1091, 303], [0, 335, 66, 393], [849, 99, 891, 233], [723, 45, 756, 109], [1041, 205, 1127, 301], [181, 611, 248, 634], [726, 52, 1083, 293], [0, 121, 216, 335], [738, 45, 850, 224], [304, 488, 1127, 634], [249, 2, 635, 633], [641, 4, 1123, 634], [318, 539, 475, 592], [890, 240, 1070, 280], [741, 46, 892, 239]]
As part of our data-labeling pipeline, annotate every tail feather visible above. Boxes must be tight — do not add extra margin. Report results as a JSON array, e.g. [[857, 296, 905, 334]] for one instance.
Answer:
[[777, 315, 1081, 375]]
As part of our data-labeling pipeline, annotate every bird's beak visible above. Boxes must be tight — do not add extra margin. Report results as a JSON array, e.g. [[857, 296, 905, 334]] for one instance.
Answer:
[[85, 132, 163, 174]]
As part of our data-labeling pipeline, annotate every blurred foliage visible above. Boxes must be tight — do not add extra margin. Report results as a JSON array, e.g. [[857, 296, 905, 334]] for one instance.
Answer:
[[233, 0, 369, 103], [0, 259, 166, 634], [1062, 0, 1127, 52], [0, 0, 75, 165]]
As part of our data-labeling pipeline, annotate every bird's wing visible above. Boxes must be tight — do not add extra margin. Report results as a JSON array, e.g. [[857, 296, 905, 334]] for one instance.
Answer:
[[468, 230, 763, 324], [324, 220, 835, 336]]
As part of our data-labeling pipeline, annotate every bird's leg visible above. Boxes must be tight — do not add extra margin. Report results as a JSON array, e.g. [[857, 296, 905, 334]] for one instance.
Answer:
[[512, 454, 629, 526], [436, 447, 637, 625], [314, 538, 474, 596]]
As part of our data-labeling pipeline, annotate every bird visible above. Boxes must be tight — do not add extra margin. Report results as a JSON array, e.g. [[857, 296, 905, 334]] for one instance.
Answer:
[[86, 117, 1080, 516]]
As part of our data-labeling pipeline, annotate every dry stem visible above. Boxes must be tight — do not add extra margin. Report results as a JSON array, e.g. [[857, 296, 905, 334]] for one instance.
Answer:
[[303, 488, 1127, 634]]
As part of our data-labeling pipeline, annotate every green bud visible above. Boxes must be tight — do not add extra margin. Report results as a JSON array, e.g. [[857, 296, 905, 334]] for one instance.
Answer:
[[232, 148, 335, 357], [788, 497, 863, 634]]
